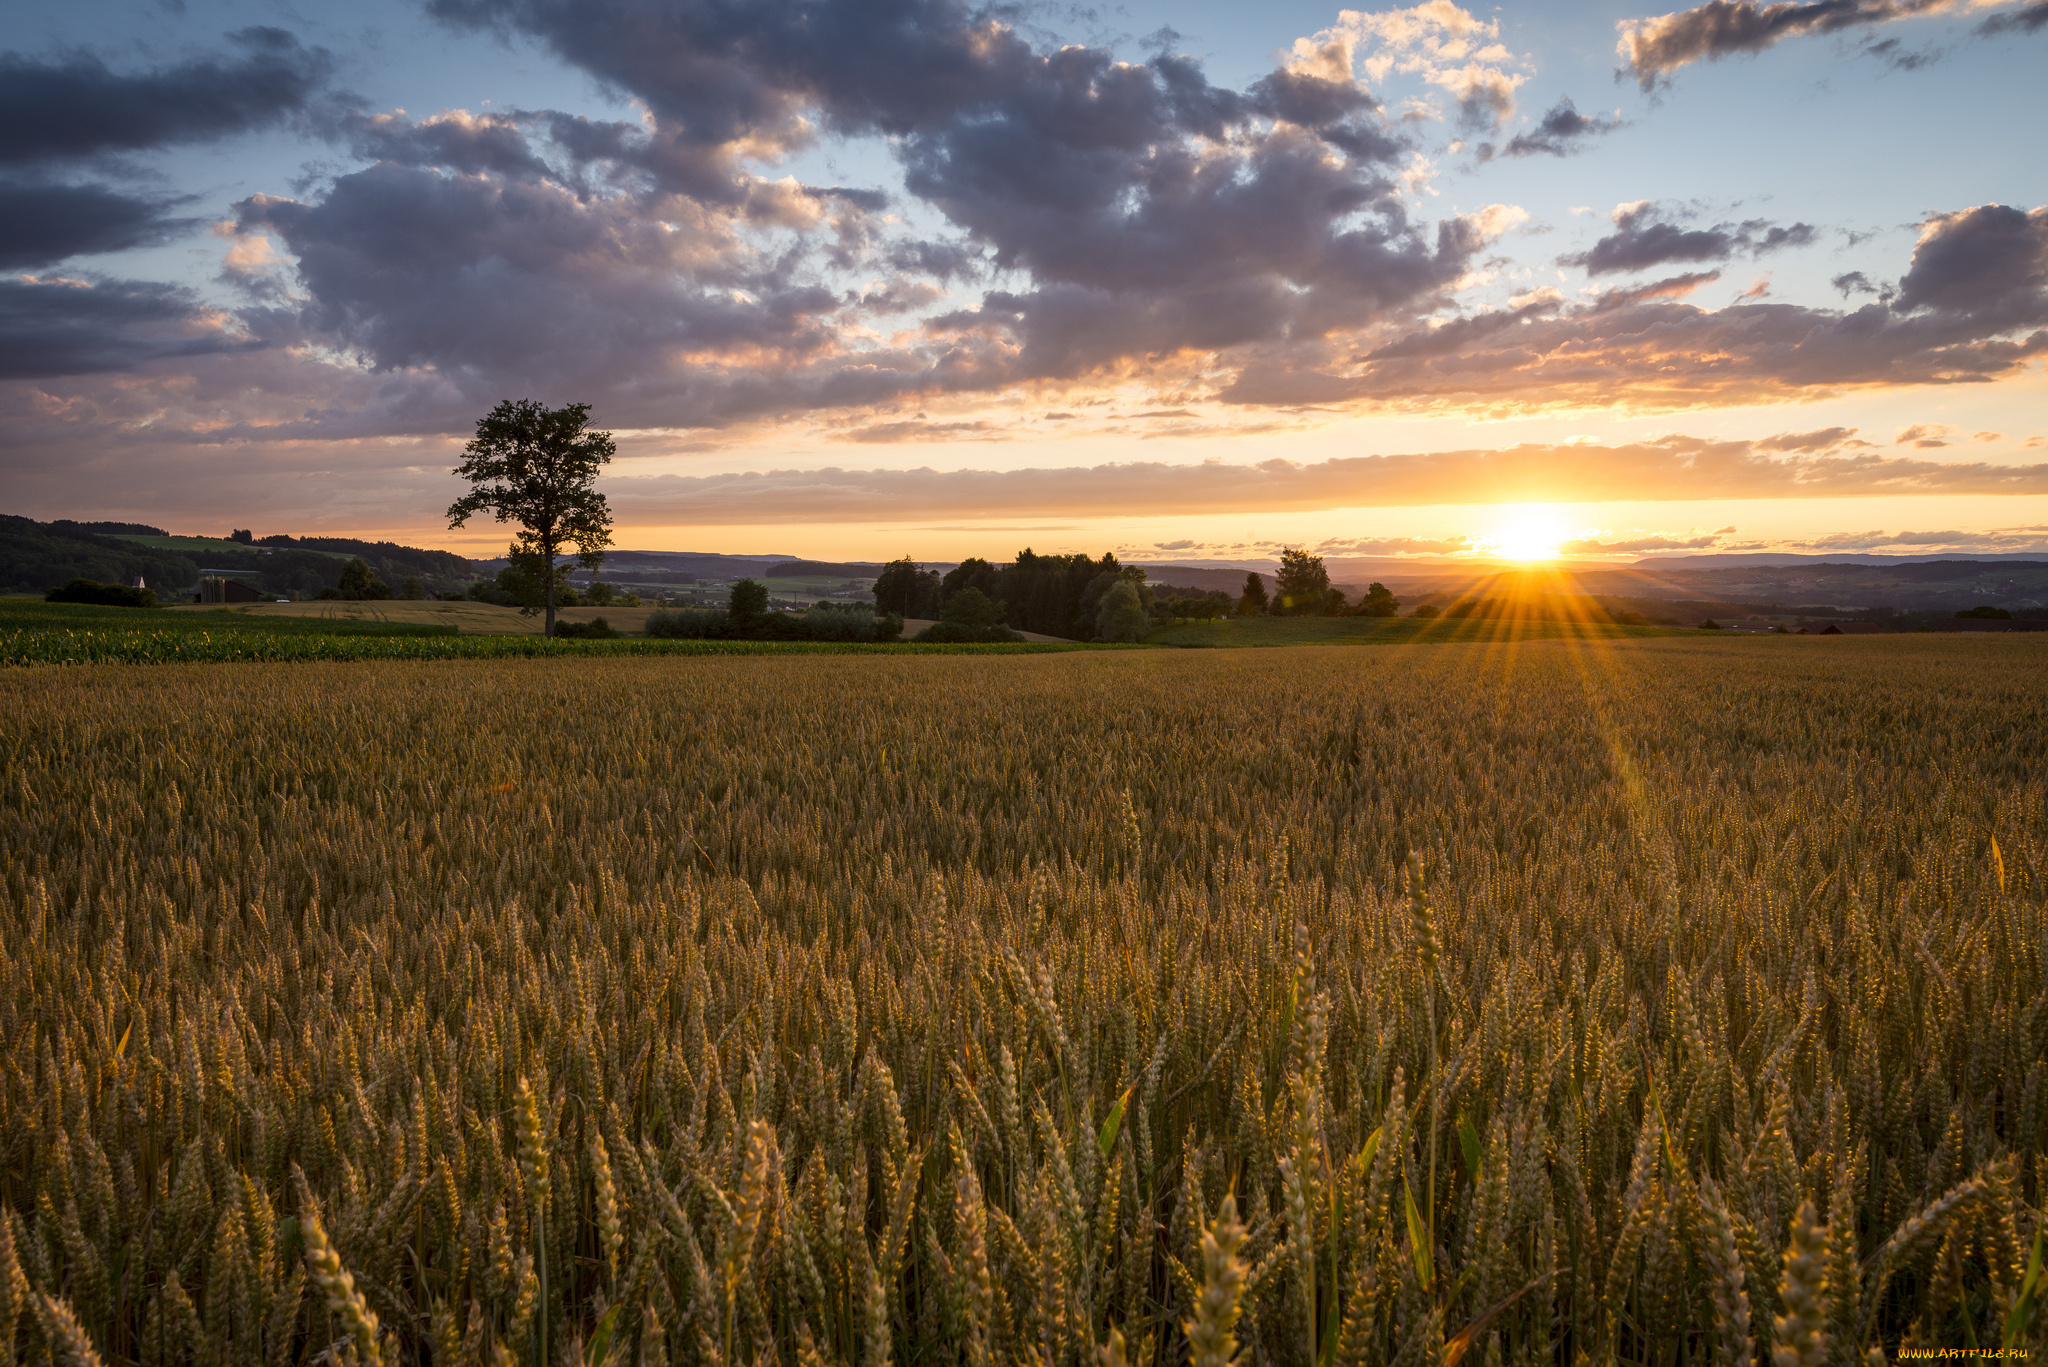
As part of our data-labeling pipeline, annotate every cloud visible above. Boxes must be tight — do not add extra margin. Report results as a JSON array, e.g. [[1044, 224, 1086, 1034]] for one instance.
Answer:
[[1895, 422, 1951, 445], [1293, 2, 1531, 128], [1231, 199, 2048, 414], [588, 436, 2048, 524], [1560, 532, 1725, 552], [1978, 0, 2048, 30], [0, 178, 195, 268], [0, 29, 335, 164], [1891, 203, 2048, 314], [1790, 524, 2048, 552], [234, 164, 856, 414], [337, 110, 560, 182], [1832, 270, 1881, 297], [1561, 201, 1817, 276], [1615, 0, 2019, 88], [176, 0, 1509, 421], [1588, 270, 1721, 309], [0, 275, 258, 379], [1479, 97, 1624, 159], [837, 419, 1008, 442], [1755, 427, 1866, 450]]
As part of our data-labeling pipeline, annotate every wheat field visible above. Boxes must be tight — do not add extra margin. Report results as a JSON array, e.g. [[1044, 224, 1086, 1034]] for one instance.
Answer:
[[1, 636, 2043, 1367]]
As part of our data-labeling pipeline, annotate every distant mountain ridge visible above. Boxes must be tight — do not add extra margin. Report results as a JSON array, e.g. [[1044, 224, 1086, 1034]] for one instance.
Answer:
[[1637, 552, 2048, 567]]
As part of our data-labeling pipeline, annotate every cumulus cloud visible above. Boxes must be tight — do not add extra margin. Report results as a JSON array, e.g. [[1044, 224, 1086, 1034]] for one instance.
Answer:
[[1478, 97, 1624, 160], [1296, 2, 1532, 127], [1895, 423, 1952, 446], [1615, 0, 2021, 88], [1561, 201, 1817, 276], [0, 29, 335, 164], [1891, 203, 2048, 314], [152, 0, 1515, 423]]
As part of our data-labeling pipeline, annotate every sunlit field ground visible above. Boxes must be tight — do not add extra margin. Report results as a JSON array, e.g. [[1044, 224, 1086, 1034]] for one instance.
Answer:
[[1143, 615, 1684, 648], [2, 637, 2043, 1366]]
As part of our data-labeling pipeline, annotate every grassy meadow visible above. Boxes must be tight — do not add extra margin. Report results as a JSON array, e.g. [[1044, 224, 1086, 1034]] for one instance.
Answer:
[[1, 636, 2044, 1367], [0, 600, 1084, 664]]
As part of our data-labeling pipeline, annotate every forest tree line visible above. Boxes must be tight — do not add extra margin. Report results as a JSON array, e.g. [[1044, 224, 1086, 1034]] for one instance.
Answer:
[[872, 546, 1404, 639]]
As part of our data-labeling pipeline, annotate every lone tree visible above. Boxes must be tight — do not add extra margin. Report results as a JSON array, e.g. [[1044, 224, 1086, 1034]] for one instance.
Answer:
[[447, 400, 615, 638]]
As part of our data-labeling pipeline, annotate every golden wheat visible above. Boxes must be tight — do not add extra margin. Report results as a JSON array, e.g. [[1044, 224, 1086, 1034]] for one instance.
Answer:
[[0, 637, 2042, 1365]]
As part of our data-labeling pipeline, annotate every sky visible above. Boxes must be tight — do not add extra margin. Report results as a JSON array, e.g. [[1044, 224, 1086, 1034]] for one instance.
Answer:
[[3, 0, 2046, 565]]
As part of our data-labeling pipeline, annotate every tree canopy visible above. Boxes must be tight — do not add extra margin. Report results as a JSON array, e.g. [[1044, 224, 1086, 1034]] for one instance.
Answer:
[[873, 557, 943, 617], [1274, 548, 1331, 615], [447, 400, 615, 637]]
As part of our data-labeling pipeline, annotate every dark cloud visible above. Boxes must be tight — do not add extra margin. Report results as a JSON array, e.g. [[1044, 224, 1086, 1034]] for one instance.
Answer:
[[1832, 270, 1880, 297], [337, 110, 557, 181], [235, 164, 848, 409], [1978, 0, 2048, 31], [1479, 97, 1622, 160], [1223, 202, 2048, 411], [405, 0, 1451, 383], [1891, 203, 2048, 314], [0, 29, 334, 165], [0, 276, 257, 379], [1561, 202, 1817, 275], [169, 0, 1487, 424], [0, 179, 194, 268]]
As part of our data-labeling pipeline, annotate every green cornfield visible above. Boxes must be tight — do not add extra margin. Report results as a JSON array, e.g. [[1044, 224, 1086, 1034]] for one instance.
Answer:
[[1, 637, 2043, 1367]]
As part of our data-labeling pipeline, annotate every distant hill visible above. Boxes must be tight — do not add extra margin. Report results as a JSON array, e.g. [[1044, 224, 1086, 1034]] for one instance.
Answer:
[[1, 515, 478, 597], [764, 559, 888, 578], [476, 549, 802, 582], [1573, 558, 2048, 612], [0, 515, 201, 595]]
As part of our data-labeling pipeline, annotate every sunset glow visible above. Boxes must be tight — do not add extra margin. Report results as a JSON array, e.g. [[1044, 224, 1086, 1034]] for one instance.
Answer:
[[1483, 505, 1569, 563], [1, 0, 2042, 560]]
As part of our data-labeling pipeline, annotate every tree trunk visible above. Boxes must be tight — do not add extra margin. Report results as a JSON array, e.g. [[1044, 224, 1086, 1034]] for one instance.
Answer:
[[543, 537, 556, 638]]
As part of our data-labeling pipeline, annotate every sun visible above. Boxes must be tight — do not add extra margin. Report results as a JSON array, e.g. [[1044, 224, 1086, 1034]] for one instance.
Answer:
[[1487, 504, 1567, 562]]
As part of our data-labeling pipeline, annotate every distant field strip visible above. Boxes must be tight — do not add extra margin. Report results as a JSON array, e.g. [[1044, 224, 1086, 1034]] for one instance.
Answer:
[[0, 629, 1093, 663], [1, 639, 2043, 1365]]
